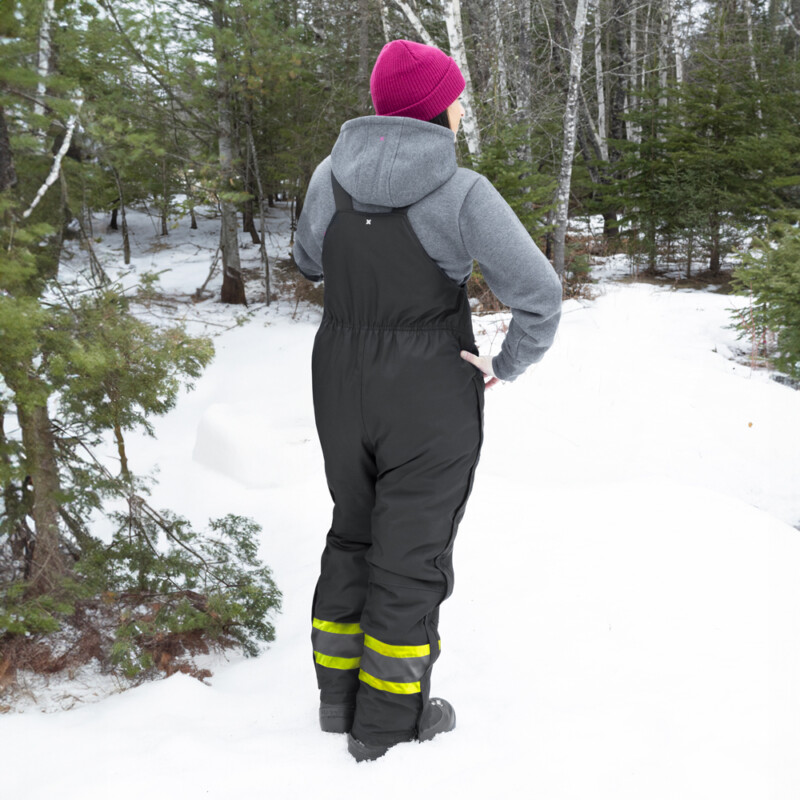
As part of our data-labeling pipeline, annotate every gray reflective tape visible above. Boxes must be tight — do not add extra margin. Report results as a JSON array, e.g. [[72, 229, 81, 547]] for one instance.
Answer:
[[311, 627, 364, 660], [360, 646, 430, 684]]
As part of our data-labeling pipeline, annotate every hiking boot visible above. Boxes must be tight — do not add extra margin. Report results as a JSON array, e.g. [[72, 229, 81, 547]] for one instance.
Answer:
[[418, 697, 456, 742], [319, 702, 355, 733], [347, 697, 456, 762]]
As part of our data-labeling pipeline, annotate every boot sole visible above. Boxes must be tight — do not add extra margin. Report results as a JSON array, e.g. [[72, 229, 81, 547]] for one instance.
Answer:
[[347, 698, 456, 761], [347, 733, 393, 762]]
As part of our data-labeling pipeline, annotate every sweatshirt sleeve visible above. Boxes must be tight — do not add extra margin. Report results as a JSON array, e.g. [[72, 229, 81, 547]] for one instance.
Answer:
[[292, 156, 335, 281], [458, 174, 562, 382]]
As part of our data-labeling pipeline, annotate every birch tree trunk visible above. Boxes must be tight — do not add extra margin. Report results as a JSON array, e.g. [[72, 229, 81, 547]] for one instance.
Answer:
[[391, 0, 481, 155], [516, 0, 532, 123], [34, 0, 55, 139], [212, 0, 246, 305], [508, 0, 534, 213], [658, 0, 670, 110], [674, 1, 684, 86], [638, 0, 652, 143], [578, 84, 605, 169], [494, 0, 509, 116], [744, 0, 763, 121], [553, 0, 593, 277], [357, 0, 372, 113], [629, 0, 639, 143], [392, 0, 436, 46], [594, 1, 609, 160], [378, 0, 391, 42], [443, 0, 481, 156]]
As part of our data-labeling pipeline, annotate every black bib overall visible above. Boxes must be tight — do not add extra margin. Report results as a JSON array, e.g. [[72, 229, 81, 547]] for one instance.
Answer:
[[310, 172, 485, 747]]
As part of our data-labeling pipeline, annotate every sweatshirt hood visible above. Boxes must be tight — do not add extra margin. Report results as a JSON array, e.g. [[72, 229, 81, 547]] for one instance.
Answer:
[[330, 115, 458, 207]]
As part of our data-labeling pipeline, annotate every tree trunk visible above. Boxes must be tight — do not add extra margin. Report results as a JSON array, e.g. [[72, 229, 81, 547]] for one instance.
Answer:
[[0, 403, 35, 583], [181, 167, 198, 230], [674, 4, 683, 86], [594, 1, 608, 161], [242, 152, 260, 244], [378, 0, 391, 42], [34, 0, 55, 140], [614, 0, 637, 145], [16, 394, 68, 596], [658, 0, 669, 112], [608, 0, 630, 155], [744, 0, 763, 121], [357, 0, 371, 114], [113, 418, 130, 482], [245, 111, 270, 306], [553, 0, 593, 277], [212, 0, 246, 305], [111, 166, 131, 265], [709, 214, 721, 275], [160, 156, 169, 236], [514, 0, 533, 204], [493, 0, 509, 116], [516, 0, 532, 122], [392, 0, 436, 46], [639, 0, 652, 144], [443, 0, 481, 157], [0, 105, 18, 191]]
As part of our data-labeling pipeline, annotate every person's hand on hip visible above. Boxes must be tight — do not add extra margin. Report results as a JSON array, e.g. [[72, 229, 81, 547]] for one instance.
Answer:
[[460, 350, 499, 390]]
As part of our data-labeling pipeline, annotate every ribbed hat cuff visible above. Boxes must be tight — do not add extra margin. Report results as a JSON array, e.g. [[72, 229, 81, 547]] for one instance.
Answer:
[[376, 60, 465, 119]]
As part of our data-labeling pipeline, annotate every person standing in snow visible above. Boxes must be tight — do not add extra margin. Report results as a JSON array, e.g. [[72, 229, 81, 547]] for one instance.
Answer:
[[293, 39, 562, 762]]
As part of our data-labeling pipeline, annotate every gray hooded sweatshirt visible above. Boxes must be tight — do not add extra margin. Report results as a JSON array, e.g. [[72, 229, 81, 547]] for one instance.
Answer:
[[292, 115, 562, 382]]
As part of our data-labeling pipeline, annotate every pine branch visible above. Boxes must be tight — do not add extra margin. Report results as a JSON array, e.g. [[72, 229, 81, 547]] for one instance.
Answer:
[[97, 0, 216, 136]]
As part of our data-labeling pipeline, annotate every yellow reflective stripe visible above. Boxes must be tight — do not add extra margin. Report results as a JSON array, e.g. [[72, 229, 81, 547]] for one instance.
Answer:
[[314, 651, 361, 670], [359, 669, 421, 695], [312, 618, 363, 635], [363, 634, 430, 659]]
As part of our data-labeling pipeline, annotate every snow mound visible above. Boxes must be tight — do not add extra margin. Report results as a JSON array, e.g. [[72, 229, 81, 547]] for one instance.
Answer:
[[193, 401, 315, 489]]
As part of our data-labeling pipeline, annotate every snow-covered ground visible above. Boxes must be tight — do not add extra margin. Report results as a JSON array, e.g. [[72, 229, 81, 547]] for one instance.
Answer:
[[4, 207, 800, 799]]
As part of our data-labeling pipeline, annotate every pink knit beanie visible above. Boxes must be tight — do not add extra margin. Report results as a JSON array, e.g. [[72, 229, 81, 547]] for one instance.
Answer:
[[369, 39, 465, 120]]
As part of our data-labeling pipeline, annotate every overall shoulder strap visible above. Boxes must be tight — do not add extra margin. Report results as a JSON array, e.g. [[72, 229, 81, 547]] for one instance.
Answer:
[[330, 171, 353, 211]]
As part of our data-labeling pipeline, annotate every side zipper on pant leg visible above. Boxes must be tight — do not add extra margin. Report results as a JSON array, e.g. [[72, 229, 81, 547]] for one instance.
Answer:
[[434, 370, 485, 601]]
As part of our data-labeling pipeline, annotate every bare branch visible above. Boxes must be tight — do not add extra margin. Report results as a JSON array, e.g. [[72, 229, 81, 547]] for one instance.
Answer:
[[391, 0, 436, 46]]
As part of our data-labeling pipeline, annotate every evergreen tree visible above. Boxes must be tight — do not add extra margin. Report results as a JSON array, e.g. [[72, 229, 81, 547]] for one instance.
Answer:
[[732, 222, 800, 380], [605, 0, 800, 277], [0, 1, 282, 673]]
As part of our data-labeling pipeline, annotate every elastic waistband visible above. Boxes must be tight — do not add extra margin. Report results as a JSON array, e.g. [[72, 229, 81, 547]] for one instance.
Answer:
[[320, 315, 465, 333]]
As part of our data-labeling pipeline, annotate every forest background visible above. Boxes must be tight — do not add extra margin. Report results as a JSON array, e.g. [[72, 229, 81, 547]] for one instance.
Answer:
[[1, 0, 799, 694]]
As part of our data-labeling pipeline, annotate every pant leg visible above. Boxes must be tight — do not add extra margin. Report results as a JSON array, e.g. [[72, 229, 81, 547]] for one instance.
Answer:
[[351, 335, 485, 746], [311, 326, 376, 704]]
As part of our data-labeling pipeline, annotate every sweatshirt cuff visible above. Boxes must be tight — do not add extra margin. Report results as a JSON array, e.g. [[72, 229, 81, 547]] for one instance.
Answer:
[[491, 352, 519, 382], [292, 242, 323, 282]]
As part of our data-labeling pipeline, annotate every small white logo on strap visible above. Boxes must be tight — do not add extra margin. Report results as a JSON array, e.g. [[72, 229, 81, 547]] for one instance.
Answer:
[[365, 219, 372, 225]]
